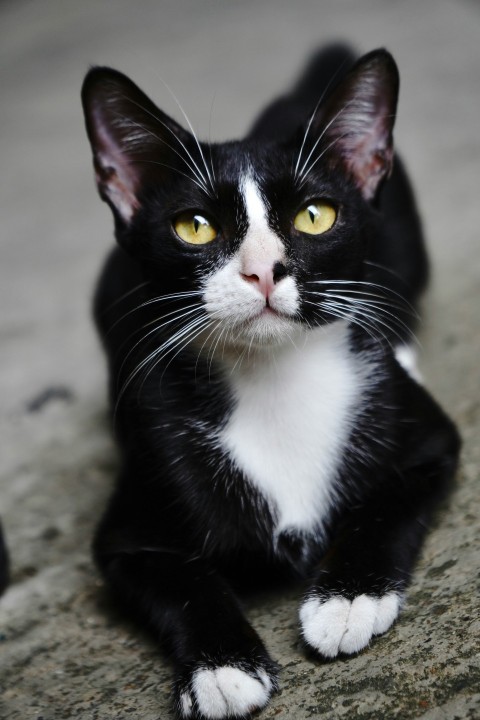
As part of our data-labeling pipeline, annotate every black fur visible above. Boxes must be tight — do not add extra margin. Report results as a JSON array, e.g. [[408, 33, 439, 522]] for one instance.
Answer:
[[0, 521, 9, 595], [82, 46, 460, 719]]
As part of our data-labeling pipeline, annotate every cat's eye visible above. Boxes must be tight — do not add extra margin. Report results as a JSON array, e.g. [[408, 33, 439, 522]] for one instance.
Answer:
[[174, 212, 217, 245], [293, 201, 337, 236]]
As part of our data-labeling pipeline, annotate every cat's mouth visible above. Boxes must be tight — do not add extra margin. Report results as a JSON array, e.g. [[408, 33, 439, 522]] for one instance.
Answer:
[[259, 302, 279, 316]]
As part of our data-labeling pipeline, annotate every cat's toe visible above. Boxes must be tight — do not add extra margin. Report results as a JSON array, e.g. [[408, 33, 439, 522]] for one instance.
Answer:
[[299, 591, 403, 658], [176, 662, 278, 719]]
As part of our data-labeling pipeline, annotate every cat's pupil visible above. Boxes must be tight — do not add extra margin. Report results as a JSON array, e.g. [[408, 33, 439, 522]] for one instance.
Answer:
[[308, 207, 316, 224], [194, 217, 200, 233]]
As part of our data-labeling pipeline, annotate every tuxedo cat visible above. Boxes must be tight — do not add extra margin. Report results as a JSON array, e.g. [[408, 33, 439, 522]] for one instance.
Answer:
[[82, 45, 460, 719]]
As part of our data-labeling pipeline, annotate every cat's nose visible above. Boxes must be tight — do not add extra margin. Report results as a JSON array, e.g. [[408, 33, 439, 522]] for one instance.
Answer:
[[240, 261, 287, 299]]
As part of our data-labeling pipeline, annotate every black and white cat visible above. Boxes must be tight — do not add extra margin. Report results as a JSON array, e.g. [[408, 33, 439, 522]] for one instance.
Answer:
[[82, 46, 460, 719]]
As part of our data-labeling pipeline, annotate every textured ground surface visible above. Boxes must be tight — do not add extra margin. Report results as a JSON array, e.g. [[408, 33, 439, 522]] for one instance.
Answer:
[[0, 1, 479, 718]]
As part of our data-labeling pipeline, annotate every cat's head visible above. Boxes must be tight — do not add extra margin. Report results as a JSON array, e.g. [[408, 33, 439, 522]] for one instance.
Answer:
[[82, 49, 399, 350]]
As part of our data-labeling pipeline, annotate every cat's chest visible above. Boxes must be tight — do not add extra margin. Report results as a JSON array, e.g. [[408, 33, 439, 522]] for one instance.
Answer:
[[219, 322, 370, 536]]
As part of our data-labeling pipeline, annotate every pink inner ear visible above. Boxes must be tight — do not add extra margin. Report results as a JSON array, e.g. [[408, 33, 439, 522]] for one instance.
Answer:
[[345, 115, 394, 201], [90, 107, 142, 223], [95, 155, 140, 222], [317, 52, 398, 201]]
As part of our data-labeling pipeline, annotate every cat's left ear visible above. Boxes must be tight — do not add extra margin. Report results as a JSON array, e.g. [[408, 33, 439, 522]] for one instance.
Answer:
[[81, 67, 191, 224], [313, 49, 399, 201]]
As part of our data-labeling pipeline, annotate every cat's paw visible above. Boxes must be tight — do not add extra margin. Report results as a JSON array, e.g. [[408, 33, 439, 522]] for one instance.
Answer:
[[176, 660, 278, 719], [299, 591, 403, 658]]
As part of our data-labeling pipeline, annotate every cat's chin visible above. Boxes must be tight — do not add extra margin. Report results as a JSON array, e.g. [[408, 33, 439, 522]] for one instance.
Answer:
[[221, 311, 303, 352]]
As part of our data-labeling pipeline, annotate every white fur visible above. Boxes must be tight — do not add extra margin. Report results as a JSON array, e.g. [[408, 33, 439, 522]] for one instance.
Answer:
[[205, 175, 375, 535], [203, 252, 299, 342], [394, 343, 423, 383], [221, 321, 371, 535], [202, 175, 300, 346], [240, 176, 285, 265], [180, 665, 272, 719], [299, 591, 403, 657], [179, 691, 193, 718]]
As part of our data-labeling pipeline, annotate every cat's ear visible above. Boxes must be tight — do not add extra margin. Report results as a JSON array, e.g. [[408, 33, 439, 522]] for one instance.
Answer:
[[81, 67, 190, 223], [314, 49, 399, 201]]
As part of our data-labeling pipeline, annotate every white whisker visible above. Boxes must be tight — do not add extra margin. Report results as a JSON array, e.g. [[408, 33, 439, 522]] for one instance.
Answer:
[[146, 77, 216, 195], [297, 128, 352, 188], [309, 289, 416, 331], [323, 292, 417, 336], [304, 299, 383, 345], [308, 279, 418, 315], [115, 305, 206, 386], [156, 317, 216, 388], [296, 99, 354, 184], [141, 159, 215, 196], [118, 104, 212, 196], [100, 280, 151, 316], [304, 287, 412, 348], [293, 55, 354, 180], [107, 290, 203, 336], [114, 313, 212, 416]]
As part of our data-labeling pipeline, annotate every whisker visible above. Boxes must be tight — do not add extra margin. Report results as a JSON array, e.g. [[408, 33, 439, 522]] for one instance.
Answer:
[[115, 313, 211, 416], [297, 128, 352, 188], [141, 159, 215, 196], [308, 279, 418, 315], [155, 317, 216, 390], [116, 305, 206, 389], [208, 91, 217, 186], [296, 99, 354, 184], [309, 290, 417, 331], [118, 105, 212, 196], [364, 259, 411, 284], [304, 299, 384, 346], [107, 291, 203, 336], [100, 280, 151, 316], [200, 320, 226, 379], [323, 293, 418, 335], [293, 54, 354, 180], [308, 294, 411, 347], [152, 77, 217, 195], [309, 290, 414, 320]]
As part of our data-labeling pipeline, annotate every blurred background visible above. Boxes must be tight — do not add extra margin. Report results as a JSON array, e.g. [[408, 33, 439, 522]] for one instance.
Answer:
[[1, 1, 479, 718]]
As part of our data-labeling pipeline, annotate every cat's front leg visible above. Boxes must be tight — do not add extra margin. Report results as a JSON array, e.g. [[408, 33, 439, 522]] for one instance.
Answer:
[[94, 498, 278, 719], [299, 513, 408, 658], [299, 383, 460, 659]]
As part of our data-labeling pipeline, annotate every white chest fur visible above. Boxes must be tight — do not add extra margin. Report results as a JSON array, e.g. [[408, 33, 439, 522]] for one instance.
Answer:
[[220, 321, 370, 536]]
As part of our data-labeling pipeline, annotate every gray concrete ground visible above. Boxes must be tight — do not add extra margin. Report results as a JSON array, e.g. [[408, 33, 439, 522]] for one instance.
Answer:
[[0, 0, 479, 718]]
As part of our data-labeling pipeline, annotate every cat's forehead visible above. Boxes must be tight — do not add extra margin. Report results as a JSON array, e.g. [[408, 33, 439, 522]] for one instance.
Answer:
[[240, 174, 283, 251], [208, 138, 334, 209], [211, 139, 288, 188]]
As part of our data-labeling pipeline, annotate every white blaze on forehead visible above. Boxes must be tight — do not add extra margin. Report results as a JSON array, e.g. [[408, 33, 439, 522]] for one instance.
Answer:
[[240, 175, 285, 265]]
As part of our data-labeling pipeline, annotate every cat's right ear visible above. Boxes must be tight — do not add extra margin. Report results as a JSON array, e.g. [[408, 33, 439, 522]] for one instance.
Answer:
[[81, 67, 189, 224], [304, 49, 399, 201]]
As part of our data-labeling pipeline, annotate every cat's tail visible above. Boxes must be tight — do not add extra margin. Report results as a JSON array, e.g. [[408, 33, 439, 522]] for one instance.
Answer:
[[0, 521, 10, 595], [247, 43, 356, 141]]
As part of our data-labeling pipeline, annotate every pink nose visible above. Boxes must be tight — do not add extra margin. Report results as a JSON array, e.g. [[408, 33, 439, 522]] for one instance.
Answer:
[[241, 262, 275, 298], [240, 261, 287, 299]]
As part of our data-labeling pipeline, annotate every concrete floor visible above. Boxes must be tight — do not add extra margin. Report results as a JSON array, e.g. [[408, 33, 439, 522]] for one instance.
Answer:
[[0, 0, 479, 718]]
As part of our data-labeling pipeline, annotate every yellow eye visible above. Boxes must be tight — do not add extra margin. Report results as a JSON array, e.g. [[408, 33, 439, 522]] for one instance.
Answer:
[[293, 201, 337, 235], [174, 213, 217, 245]]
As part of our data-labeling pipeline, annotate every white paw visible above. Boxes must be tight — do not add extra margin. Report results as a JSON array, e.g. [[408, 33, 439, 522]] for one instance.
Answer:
[[179, 665, 274, 719], [299, 591, 403, 658]]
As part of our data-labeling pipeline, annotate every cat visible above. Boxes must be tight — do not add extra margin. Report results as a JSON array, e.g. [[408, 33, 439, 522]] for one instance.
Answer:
[[81, 45, 460, 719]]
